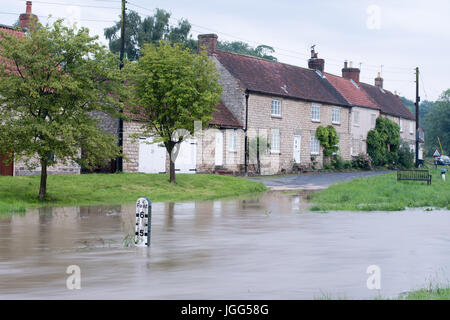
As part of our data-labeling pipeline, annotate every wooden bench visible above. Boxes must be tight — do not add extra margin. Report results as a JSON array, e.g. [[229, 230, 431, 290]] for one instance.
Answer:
[[397, 170, 432, 185]]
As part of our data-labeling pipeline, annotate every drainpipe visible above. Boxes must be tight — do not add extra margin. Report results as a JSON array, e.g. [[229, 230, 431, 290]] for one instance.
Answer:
[[244, 90, 249, 175]]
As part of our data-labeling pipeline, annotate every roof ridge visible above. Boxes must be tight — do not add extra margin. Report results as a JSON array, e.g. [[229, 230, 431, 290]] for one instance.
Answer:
[[216, 49, 316, 73]]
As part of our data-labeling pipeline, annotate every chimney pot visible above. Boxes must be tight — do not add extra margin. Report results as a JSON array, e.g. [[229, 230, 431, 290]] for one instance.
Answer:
[[197, 34, 218, 55], [26, 1, 32, 14]]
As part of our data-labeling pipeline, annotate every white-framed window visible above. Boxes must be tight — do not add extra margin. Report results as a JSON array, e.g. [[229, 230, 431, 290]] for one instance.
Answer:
[[271, 129, 280, 153], [399, 119, 403, 132], [409, 121, 414, 134], [228, 130, 237, 152], [353, 110, 359, 125], [311, 104, 320, 122], [310, 135, 320, 155], [371, 114, 377, 128], [271, 99, 281, 117], [332, 107, 341, 124]]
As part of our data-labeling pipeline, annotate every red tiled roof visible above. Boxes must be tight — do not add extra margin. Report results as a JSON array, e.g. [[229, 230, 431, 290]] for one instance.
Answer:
[[215, 50, 350, 107], [125, 101, 242, 128], [324, 72, 381, 110], [359, 82, 415, 120], [209, 101, 242, 128]]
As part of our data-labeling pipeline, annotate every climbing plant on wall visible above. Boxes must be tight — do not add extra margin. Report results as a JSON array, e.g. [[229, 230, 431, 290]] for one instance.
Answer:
[[316, 126, 339, 162]]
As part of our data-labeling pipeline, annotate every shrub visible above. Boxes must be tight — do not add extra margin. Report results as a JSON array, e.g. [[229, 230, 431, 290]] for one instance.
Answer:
[[332, 155, 345, 170], [351, 153, 372, 170], [398, 141, 414, 169]]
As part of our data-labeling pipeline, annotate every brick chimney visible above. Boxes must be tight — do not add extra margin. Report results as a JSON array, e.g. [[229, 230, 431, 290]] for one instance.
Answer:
[[197, 34, 218, 55], [19, 1, 38, 31], [374, 72, 383, 89], [308, 47, 325, 73], [342, 61, 360, 83]]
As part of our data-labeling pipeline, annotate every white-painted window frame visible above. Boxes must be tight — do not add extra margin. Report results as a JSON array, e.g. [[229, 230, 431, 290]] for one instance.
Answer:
[[311, 104, 321, 122], [332, 107, 341, 124], [271, 99, 282, 117]]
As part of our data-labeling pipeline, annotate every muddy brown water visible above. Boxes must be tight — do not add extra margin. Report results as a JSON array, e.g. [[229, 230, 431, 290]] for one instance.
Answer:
[[1, 191, 449, 299]]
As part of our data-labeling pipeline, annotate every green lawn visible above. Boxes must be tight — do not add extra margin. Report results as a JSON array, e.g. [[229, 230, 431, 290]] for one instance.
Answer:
[[0, 173, 267, 214], [401, 287, 450, 300], [309, 169, 449, 211]]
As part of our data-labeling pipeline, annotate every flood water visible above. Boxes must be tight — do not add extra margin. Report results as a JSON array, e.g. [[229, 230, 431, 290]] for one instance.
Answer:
[[1, 191, 450, 299]]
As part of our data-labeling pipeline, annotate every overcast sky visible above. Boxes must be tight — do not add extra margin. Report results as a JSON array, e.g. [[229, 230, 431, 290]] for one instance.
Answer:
[[2, 0, 449, 101]]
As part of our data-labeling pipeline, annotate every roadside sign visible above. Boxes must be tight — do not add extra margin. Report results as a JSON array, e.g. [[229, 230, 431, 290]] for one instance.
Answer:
[[432, 149, 441, 158], [135, 197, 151, 247]]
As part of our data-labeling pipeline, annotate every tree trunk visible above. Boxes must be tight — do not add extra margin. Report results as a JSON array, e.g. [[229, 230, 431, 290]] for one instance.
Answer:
[[169, 157, 176, 183], [39, 158, 48, 201]]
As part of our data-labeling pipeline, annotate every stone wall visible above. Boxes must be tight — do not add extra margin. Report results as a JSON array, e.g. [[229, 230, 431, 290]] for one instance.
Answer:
[[123, 120, 146, 173], [14, 157, 80, 176], [246, 93, 352, 174]]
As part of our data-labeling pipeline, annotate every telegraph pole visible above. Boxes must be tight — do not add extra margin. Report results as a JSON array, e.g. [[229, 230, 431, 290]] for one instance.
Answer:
[[415, 67, 420, 167], [116, 0, 126, 172]]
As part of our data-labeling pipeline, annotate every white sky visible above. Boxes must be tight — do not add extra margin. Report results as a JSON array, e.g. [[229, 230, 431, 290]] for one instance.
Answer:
[[2, 0, 449, 101]]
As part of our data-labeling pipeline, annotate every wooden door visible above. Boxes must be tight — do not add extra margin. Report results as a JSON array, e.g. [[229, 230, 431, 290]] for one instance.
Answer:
[[0, 154, 14, 176]]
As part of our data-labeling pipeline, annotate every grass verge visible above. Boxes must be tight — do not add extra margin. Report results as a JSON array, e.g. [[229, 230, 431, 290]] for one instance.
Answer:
[[0, 173, 267, 214], [309, 169, 449, 211]]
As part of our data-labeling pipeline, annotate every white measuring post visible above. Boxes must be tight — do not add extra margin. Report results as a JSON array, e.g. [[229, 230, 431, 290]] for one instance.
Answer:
[[135, 197, 151, 247]]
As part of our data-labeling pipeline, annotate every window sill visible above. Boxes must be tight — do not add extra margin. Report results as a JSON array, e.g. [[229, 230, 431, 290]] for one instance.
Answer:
[[310, 153, 319, 156], [312, 120, 321, 123], [271, 115, 282, 119], [270, 151, 281, 155], [332, 122, 341, 125]]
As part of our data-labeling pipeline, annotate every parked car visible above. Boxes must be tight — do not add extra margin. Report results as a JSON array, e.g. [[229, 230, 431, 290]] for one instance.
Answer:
[[437, 155, 450, 165]]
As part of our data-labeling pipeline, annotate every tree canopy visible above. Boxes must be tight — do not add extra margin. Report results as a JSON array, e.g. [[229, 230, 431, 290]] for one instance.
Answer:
[[217, 41, 277, 61], [104, 8, 278, 61], [0, 19, 125, 200], [104, 9, 196, 60], [366, 117, 401, 166], [424, 89, 450, 156], [316, 125, 339, 158], [127, 42, 222, 183]]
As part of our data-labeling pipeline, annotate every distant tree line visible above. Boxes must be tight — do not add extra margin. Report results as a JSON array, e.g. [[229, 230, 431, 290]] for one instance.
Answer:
[[401, 92, 449, 157], [104, 9, 277, 62]]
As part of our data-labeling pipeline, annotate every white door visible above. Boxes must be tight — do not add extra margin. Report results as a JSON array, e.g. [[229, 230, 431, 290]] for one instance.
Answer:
[[215, 131, 224, 166], [293, 135, 301, 164], [138, 137, 166, 173], [175, 138, 197, 173]]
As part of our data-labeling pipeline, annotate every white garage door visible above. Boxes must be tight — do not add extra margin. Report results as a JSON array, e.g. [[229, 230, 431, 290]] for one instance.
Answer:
[[138, 137, 167, 173], [175, 138, 197, 174]]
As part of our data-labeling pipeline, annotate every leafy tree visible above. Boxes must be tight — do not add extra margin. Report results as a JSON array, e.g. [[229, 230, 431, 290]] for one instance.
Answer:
[[400, 96, 434, 121], [104, 9, 195, 60], [217, 41, 277, 61], [424, 89, 450, 156], [366, 117, 400, 166], [0, 19, 124, 200], [398, 140, 414, 169], [316, 125, 339, 162], [127, 42, 222, 183]]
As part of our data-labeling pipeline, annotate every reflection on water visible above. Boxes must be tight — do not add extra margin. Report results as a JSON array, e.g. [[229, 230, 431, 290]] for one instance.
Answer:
[[0, 191, 449, 299]]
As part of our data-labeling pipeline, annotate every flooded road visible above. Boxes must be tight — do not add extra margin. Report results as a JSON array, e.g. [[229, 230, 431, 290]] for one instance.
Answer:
[[1, 191, 450, 299]]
